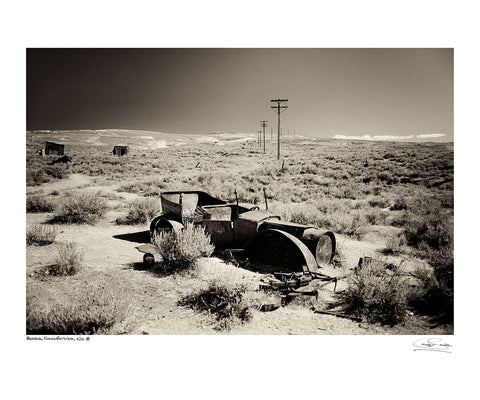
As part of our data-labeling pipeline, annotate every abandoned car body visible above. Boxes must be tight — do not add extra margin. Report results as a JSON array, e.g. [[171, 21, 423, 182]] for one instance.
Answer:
[[147, 191, 336, 273]]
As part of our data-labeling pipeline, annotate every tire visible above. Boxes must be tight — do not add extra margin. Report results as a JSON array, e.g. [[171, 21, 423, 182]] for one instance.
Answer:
[[143, 253, 155, 267]]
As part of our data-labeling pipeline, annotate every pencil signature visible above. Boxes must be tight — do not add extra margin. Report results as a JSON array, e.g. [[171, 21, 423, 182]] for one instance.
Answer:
[[413, 337, 453, 353]]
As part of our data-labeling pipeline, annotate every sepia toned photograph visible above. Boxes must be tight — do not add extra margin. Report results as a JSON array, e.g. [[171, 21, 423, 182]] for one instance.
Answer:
[[26, 48, 453, 336]]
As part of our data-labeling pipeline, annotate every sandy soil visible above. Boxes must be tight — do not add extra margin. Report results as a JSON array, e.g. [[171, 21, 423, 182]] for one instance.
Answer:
[[26, 174, 452, 335]]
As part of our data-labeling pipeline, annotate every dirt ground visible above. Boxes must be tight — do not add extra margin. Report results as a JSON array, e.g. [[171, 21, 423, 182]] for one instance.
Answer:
[[26, 174, 452, 335]]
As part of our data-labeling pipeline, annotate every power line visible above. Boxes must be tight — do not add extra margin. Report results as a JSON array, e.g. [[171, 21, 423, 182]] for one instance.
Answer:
[[270, 99, 288, 160], [260, 121, 268, 153]]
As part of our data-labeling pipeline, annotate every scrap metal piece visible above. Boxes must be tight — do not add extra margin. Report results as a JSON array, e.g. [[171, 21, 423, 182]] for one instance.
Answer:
[[259, 295, 282, 312], [146, 189, 338, 274], [150, 218, 184, 237], [244, 229, 318, 273]]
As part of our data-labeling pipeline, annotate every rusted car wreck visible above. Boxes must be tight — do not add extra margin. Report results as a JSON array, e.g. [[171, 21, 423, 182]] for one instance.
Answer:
[[146, 190, 336, 274]]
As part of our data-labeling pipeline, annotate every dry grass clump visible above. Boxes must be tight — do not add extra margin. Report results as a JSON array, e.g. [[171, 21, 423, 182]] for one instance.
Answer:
[[26, 285, 136, 335], [45, 242, 84, 276], [178, 281, 255, 331], [152, 223, 214, 274], [51, 193, 107, 224], [26, 224, 57, 246], [26, 194, 55, 213], [338, 258, 413, 325], [116, 197, 160, 225]]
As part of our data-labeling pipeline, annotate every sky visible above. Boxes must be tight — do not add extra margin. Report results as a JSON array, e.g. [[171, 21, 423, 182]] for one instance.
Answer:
[[27, 48, 453, 141]]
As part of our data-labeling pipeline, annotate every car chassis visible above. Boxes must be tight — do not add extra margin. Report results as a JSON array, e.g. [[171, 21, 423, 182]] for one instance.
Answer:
[[143, 190, 336, 276]]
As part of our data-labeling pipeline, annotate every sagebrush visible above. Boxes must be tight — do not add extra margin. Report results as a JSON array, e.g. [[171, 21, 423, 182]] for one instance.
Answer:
[[338, 258, 413, 325], [116, 197, 160, 225], [26, 285, 136, 335], [152, 223, 214, 273], [179, 281, 254, 330], [52, 193, 107, 224], [26, 194, 55, 213], [45, 242, 84, 276], [410, 246, 453, 323], [382, 232, 407, 255], [26, 224, 57, 246]]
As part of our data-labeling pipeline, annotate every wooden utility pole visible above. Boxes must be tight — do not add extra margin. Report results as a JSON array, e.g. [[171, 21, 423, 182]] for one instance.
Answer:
[[261, 121, 268, 153], [270, 99, 288, 160]]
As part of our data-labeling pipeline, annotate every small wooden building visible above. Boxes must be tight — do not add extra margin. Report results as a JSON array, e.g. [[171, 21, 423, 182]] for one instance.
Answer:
[[113, 145, 129, 156], [44, 141, 65, 156]]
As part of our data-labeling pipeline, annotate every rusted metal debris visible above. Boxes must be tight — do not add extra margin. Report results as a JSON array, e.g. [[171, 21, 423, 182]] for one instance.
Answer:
[[260, 271, 338, 295], [146, 190, 337, 274], [256, 270, 345, 312]]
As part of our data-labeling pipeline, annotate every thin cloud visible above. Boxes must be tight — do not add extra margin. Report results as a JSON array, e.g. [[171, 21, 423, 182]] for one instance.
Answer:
[[333, 134, 415, 141], [374, 135, 415, 140], [417, 133, 446, 138]]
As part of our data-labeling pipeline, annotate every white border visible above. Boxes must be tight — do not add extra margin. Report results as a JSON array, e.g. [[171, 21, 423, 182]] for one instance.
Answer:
[[4, 1, 478, 398]]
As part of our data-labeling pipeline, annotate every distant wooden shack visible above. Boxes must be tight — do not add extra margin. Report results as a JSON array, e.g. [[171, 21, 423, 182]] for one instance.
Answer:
[[113, 145, 129, 156], [44, 141, 65, 156]]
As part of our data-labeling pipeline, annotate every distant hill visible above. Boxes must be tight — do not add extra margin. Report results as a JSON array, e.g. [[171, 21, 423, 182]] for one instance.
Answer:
[[27, 129, 258, 150]]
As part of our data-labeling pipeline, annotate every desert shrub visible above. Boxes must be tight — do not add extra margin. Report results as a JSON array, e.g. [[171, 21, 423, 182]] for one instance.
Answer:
[[118, 178, 168, 196], [45, 164, 68, 179], [271, 203, 322, 226], [52, 193, 107, 224], [381, 232, 407, 255], [26, 169, 49, 186], [26, 194, 55, 213], [365, 209, 387, 225], [45, 242, 84, 276], [179, 281, 254, 331], [338, 258, 413, 325], [428, 246, 454, 290], [289, 208, 321, 225], [390, 197, 408, 211], [391, 198, 453, 322], [402, 210, 452, 251], [152, 223, 214, 274], [86, 166, 106, 176], [26, 285, 136, 335], [26, 224, 57, 246], [116, 197, 160, 225], [333, 213, 367, 238], [440, 195, 454, 209], [390, 195, 452, 250], [410, 246, 453, 323]]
